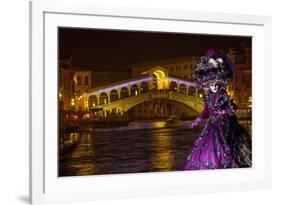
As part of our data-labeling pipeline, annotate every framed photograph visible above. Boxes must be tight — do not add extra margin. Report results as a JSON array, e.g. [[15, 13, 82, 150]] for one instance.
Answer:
[[30, 0, 272, 204]]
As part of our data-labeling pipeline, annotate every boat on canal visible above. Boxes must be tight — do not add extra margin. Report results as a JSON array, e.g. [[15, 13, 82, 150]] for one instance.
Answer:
[[165, 115, 182, 127]]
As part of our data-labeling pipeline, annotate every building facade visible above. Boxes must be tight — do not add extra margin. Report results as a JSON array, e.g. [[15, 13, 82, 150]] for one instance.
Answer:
[[132, 56, 198, 81], [59, 59, 75, 111], [74, 70, 92, 111], [91, 71, 131, 87], [227, 45, 252, 108], [59, 64, 132, 111]]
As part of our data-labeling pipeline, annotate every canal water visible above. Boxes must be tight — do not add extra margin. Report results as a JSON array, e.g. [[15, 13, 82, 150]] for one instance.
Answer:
[[59, 120, 252, 177], [59, 120, 202, 176]]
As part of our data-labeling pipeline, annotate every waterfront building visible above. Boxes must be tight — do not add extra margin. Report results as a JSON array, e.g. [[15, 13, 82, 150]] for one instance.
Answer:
[[228, 45, 252, 108], [59, 58, 75, 111], [74, 70, 92, 111]]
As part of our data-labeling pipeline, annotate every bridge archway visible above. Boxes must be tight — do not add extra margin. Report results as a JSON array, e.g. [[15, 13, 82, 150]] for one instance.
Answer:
[[88, 95, 98, 107], [188, 86, 196, 96], [92, 91, 204, 114], [169, 81, 178, 92], [131, 84, 139, 96], [110, 90, 119, 102], [153, 69, 167, 90], [127, 99, 199, 120], [99, 92, 108, 105], [179, 84, 187, 94], [152, 74, 158, 90], [120, 87, 129, 99], [197, 89, 205, 99], [140, 81, 149, 93]]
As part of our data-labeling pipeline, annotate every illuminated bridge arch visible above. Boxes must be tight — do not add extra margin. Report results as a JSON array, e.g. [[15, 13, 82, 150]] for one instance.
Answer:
[[87, 67, 206, 111], [140, 81, 149, 93], [88, 95, 98, 107], [169, 81, 178, 92], [88, 91, 204, 114], [130, 84, 139, 96], [179, 84, 187, 94], [188, 86, 196, 96], [120, 87, 129, 99], [197, 89, 205, 99], [126, 98, 199, 114], [110, 90, 119, 102], [99, 92, 108, 105]]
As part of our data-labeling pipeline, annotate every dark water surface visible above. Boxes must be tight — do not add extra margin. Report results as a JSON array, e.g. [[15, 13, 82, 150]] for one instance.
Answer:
[[59, 120, 202, 176]]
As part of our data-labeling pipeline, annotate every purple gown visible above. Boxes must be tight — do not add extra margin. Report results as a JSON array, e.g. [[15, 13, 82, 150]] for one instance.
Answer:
[[183, 87, 252, 170]]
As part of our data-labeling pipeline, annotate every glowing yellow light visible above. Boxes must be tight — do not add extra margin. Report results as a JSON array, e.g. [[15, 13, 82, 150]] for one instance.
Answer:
[[155, 70, 166, 78], [92, 103, 96, 107], [104, 99, 107, 104], [153, 72, 160, 79], [59, 93, 62, 98], [248, 96, 252, 102], [199, 94, 203, 98], [71, 98, 75, 106], [153, 70, 167, 90], [135, 90, 138, 96], [152, 134, 172, 170]]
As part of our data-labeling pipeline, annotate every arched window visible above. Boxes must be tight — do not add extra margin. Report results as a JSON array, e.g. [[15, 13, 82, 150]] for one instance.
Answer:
[[76, 75, 82, 86]]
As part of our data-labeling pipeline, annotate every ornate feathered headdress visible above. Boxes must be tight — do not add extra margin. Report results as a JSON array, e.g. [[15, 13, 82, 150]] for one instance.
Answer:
[[193, 49, 235, 87]]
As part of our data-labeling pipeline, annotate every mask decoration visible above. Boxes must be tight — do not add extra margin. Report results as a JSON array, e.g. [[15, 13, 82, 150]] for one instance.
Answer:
[[209, 81, 219, 93], [193, 49, 234, 88]]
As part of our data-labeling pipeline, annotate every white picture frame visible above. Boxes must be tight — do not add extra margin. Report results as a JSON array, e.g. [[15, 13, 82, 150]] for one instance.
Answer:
[[30, 0, 272, 204]]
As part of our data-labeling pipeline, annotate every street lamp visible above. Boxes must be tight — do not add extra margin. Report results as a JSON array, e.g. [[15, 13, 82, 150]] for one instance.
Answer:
[[71, 98, 75, 106]]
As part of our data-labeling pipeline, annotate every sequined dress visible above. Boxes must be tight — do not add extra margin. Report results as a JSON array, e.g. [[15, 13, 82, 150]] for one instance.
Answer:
[[183, 87, 252, 170]]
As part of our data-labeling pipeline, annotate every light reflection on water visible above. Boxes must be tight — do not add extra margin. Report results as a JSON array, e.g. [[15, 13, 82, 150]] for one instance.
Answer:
[[59, 120, 200, 176], [152, 131, 173, 171], [95, 120, 190, 132], [59, 119, 252, 176]]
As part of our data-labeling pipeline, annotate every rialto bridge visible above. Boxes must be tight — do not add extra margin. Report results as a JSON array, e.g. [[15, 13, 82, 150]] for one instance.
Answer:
[[86, 67, 205, 115]]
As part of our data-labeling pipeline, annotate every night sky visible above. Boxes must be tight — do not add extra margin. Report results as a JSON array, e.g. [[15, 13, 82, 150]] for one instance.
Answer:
[[59, 27, 251, 71]]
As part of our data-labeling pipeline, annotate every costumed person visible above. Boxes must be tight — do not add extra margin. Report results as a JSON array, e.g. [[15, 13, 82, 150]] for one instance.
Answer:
[[183, 49, 252, 170]]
